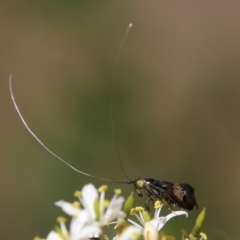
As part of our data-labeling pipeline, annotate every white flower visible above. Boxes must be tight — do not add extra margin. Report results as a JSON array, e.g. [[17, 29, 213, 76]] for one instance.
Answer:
[[53, 200, 102, 240], [78, 184, 126, 225], [37, 184, 190, 240], [150, 201, 188, 231], [128, 201, 188, 240], [41, 184, 126, 240]]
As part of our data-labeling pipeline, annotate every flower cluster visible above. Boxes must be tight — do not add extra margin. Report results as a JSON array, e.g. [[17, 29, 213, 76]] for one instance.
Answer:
[[34, 183, 206, 240]]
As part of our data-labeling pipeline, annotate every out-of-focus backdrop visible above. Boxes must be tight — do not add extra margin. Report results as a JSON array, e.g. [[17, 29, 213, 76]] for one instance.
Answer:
[[1, 1, 239, 239]]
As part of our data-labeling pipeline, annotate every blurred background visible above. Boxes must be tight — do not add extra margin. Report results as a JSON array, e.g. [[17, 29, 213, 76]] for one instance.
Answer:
[[1, 1, 240, 239]]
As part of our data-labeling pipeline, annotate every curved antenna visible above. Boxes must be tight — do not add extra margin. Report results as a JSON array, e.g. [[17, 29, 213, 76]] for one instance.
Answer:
[[110, 23, 133, 182], [9, 74, 130, 185]]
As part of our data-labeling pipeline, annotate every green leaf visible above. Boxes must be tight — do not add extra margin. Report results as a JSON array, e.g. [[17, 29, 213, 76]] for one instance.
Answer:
[[191, 208, 206, 237], [123, 192, 134, 217]]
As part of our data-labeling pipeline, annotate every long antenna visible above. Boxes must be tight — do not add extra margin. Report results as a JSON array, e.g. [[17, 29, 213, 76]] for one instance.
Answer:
[[9, 74, 130, 185], [110, 23, 133, 182]]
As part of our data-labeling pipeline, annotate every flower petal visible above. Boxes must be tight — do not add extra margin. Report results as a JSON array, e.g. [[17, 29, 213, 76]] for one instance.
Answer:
[[46, 231, 62, 240], [69, 210, 102, 240], [153, 210, 188, 231], [103, 196, 125, 224], [80, 184, 98, 219], [69, 210, 89, 235], [55, 200, 81, 216]]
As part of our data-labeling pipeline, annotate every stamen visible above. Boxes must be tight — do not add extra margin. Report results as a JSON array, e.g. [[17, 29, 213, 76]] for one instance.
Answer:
[[154, 200, 161, 209], [33, 237, 41, 240], [74, 190, 81, 197], [130, 208, 136, 215], [102, 199, 110, 208], [57, 216, 67, 223], [200, 232, 207, 240], [98, 185, 108, 192], [72, 201, 80, 208], [135, 206, 144, 212], [114, 188, 122, 195]]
